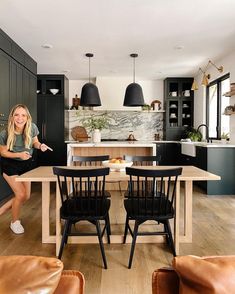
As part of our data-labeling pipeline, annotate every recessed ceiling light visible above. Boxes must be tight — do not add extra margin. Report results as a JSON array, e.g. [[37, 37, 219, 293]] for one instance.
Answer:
[[174, 45, 184, 50], [41, 44, 53, 49]]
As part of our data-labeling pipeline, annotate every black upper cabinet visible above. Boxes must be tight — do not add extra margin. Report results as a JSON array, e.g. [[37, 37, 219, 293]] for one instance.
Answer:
[[164, 78, 194, 140], [37, 75, 68, 166], [0, 50, 11, 120]]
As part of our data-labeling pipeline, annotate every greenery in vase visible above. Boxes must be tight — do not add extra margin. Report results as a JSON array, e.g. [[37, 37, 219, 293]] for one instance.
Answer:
[[221, 132, 229, 140], [83, 115, 109, 131]]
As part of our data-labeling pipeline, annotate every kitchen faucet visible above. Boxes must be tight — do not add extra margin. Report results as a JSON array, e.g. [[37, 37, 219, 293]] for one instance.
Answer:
[[197, 124, 211, 143]]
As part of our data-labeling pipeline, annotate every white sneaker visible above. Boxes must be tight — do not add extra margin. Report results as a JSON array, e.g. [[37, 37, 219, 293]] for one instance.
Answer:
[[10, 220, 24, 234]]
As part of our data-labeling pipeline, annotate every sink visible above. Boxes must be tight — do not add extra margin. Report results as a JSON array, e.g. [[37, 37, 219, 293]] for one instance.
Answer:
[[181, 142, 196, 157]]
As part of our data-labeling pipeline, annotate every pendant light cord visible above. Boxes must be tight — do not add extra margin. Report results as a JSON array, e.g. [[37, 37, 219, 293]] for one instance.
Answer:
[[133, 57, 135, 83], [89, 56, 91, 83]]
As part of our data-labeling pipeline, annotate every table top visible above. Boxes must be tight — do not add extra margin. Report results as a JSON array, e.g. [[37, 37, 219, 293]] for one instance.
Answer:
[[16, 166, 221, 182]]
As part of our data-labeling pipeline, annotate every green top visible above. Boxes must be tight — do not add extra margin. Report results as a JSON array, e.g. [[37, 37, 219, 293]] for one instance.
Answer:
[[0, 123, 39, 160]]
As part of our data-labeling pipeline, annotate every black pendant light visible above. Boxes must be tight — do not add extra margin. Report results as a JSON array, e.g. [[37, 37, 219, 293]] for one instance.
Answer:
[[80, 53, 101, 106], [123, 53, 145, 107]]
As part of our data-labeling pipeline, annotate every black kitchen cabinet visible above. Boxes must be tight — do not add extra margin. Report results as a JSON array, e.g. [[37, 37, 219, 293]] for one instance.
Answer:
[[164, 78, 194, 140], [0, 28, 37, 203], [195, 146, 235, 195], [155, 142, 181, 165], [37, 75, 69, 166]]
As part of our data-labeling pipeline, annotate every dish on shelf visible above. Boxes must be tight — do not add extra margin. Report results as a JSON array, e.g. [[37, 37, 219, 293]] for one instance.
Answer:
[[170, 104, 177, 108], [102, 160, 133, 171], [183, 104, 189, 108], [49, 88, 59, 95], [36, 90, 40, 94]]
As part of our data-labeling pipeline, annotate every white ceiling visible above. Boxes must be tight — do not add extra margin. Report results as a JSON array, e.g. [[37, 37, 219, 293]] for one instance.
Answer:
[[1, 0, 235, 80]]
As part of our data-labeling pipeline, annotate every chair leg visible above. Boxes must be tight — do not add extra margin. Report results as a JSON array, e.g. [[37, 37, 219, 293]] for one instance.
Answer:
[[58, 220, 70, 259], [128, 221, 139, 269], [96, 220, 108, 269], [105, 214, 111, 244], [65, 222, 72, 244], [165, 220, 176, 256], [163, 223, 170, 246], [123, 214, 129, 244]]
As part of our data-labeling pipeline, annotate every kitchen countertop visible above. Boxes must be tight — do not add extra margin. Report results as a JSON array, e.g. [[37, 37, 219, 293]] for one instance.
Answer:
[[65, 140, 235, 147]]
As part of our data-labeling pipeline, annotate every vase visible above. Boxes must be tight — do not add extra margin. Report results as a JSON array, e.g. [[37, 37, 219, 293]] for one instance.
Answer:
[[92, 129, 101, 143]]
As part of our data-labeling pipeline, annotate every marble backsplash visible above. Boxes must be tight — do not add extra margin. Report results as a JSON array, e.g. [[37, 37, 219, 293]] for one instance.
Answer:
[[65, 110, 164, 141]]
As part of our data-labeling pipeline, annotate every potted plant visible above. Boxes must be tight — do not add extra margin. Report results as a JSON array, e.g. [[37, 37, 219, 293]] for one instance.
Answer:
[[221, 132, 229, 143], [184, 127, 202, 142], [83, 115, 109, 142]]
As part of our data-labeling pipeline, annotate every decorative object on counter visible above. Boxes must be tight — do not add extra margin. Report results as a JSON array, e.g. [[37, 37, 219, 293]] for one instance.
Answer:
[[49, 88, 59, 95], [80, 53, 101, 107], [126, 131, 137, 141], [191, 60, 224, 90], [154, 133, 160, 141], [83, 115, 109, 143], [141, 104, 151, 111], [70, 94, 80, 110], [224, 105, 235, 115], [71, 126, 89, 142], [184, 127, 202, 142], [223, 83, 235, 97], [123, 53, 145, 107], [151, 100, 162, 111]]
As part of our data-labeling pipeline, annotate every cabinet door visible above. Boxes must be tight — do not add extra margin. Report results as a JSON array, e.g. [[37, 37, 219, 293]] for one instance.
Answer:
[[10, 60, 24, 108], [0, 50, 10, 120], [23, 69, 37, 122], [37, 95, 66, 165]]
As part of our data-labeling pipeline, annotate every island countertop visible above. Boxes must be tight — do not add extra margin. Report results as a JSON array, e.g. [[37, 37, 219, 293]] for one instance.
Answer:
[[67, 141, 156, 165]]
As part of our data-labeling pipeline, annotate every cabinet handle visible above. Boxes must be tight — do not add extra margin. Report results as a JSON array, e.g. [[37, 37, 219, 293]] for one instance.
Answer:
[[44, 123, 46, 139]]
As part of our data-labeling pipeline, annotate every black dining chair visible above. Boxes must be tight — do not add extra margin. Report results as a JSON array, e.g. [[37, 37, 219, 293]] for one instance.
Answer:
[[53, 166, 111, 269], [72, 155, 122, 194], [123, 155, 161, 166], [123, 166, 182, 268], [72, 155, 109, 166]]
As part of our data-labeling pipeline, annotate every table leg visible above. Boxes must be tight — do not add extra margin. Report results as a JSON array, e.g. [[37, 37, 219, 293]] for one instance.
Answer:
[[179, 181, 193, 243], [56, 182, 62, 256], [174, 181, 180, 255], [41, 182, 50, 243]]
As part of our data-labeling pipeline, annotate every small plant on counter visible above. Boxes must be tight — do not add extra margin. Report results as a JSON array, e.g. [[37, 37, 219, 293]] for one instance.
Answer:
[[221, 132, 229, 140], [142, 104, 151, 111], [83, 115, 109, 131]]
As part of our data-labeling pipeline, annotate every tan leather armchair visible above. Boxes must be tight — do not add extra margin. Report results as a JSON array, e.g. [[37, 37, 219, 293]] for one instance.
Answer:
[[0, 255, 85, 294], [152, 255, 235, 294]]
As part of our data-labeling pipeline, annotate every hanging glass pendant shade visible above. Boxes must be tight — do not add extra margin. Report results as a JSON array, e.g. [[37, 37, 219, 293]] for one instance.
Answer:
[[80, 53, 101, 106], [123, 53, 145, 107]]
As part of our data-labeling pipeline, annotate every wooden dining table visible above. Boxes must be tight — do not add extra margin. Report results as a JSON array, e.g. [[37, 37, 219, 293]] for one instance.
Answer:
[[16, 165, 220, 256]]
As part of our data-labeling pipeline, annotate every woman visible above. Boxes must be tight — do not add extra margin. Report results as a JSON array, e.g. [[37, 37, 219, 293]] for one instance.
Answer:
[[0, 104, 51, 234]]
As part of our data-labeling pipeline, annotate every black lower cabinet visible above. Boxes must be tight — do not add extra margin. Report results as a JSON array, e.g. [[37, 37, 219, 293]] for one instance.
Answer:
[[195, 146, 235, 195], [0, 164, 13, 204]]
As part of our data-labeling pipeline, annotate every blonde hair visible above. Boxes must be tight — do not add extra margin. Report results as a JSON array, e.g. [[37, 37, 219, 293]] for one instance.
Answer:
[[7, 104, 32, 151]]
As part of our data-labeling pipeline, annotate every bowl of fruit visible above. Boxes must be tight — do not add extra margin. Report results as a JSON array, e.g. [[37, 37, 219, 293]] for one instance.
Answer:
[[102, 158, 133, 171]]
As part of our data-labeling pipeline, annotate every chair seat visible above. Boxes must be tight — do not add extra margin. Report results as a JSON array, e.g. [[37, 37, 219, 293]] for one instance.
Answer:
[[124, 198, 174, 219], [61, 198, 110, 219]]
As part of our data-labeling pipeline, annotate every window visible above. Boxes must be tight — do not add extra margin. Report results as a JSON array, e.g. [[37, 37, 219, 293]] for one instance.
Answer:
[[206, 73, 230, 139]]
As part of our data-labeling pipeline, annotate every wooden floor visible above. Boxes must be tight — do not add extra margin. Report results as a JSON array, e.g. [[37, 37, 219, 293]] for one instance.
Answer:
[[1, 183, 235, 294]]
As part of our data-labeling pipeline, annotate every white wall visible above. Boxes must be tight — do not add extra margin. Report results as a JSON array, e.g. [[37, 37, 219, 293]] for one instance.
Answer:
[[68, 77, 164, 111], [194, 50, 235, 143]]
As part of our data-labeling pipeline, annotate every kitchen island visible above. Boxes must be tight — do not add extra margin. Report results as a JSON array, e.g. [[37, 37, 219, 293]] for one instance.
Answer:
[[66, 141, 156, 165]]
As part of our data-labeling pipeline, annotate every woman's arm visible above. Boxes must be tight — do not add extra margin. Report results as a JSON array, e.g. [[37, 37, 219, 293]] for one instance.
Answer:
[[32, 136, 52, 152], [0, 145, 31, 160]]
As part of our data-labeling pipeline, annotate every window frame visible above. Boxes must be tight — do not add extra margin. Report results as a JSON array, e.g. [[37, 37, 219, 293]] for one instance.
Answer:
[[206, 73, 230, 139]]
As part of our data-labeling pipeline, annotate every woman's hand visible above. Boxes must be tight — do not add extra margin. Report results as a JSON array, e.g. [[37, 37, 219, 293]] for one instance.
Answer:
[[40, 143, 53, 152], [19, 151, 32, 160]]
